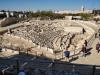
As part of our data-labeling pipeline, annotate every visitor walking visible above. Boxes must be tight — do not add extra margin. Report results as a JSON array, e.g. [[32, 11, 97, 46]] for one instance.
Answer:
[[98, 29, 100, 33], [95, 33, 97, 38], [84, 40, 87, 47], [96, 42, 100, 53], [64, 47, 70, 62], [80, 45, 86, 57], [99, 33, 100, 40]]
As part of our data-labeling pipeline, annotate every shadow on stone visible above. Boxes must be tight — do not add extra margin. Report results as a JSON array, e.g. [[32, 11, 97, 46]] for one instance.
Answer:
[[86, 47, 93, 52], [69, 56, 79, 62], [85, 52, 91, 56]]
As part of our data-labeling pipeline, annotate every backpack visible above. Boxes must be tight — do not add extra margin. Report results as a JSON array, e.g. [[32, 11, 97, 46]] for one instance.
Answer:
[[96, 44, 99, 50]]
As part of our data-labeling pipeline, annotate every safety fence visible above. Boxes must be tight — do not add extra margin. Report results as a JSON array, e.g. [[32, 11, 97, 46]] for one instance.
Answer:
[[0, 42, 81, 61], [87, 32, 96, 49], [0, 58, 100, 75]]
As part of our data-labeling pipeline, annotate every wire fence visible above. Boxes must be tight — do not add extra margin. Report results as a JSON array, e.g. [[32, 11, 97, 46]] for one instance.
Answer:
[[0, 58, 100, 75]]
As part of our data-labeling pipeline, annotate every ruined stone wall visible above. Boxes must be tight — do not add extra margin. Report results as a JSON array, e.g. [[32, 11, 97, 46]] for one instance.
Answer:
[[0, 18, 18, 27], [64, 27, 83, 33]]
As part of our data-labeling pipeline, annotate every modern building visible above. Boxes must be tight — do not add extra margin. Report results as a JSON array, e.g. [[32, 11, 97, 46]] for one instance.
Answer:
[[0, 12, 4, 14], [55, 10, 92, 14], [19, 14, 24, 18], [55, 6, 92, 14], [6, 11, 10, 18], [81, 6, 84, 11], [10, 12, 14, 16]]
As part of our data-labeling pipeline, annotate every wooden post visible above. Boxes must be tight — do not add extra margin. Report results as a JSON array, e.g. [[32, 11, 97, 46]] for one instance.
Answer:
[[11, 44, 14, 53], [12, 49, 14, 53], [55, 53, 56, 60], [16, 60, 19, 74], [74, 49, 75, 55], [40, 42, 41, 49], [44, 52, 47, 60], [52, 62, 55, 75], [36, 51, 38, 58], [62, 51, 63, 59], [47, 47, 48, 51], [5, 46, 7, 51], [0, 47, 2, 56], [27, 49, 28, 56], [92, 66, 96, 75], [19, 47, 20, 55]]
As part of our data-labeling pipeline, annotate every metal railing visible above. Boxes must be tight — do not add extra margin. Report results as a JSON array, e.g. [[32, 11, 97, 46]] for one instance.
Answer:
[[0, 58, 100, 75], [0, 43, 81, 60], [87, 32, 96, 49]]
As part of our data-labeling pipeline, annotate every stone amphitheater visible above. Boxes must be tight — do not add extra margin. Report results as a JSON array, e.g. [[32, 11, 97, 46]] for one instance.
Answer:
[[0, 19, 98, 75]]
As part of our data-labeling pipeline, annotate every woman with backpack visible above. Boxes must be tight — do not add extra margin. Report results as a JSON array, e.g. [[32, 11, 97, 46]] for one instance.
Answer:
[[96, 42, 100, 53]]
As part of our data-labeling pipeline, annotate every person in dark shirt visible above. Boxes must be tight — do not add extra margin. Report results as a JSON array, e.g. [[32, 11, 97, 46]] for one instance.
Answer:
[[96, 42, 100, 53], [80, 45, 86, 57], [98, 29, 100, 33], [84, 40, 87, 47], [99, 33, 100, 40], [95, 33, 97, 38]]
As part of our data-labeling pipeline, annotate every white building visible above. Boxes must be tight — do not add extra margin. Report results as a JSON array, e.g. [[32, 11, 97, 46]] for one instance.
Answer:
[[6, 11, 10, 18], [19, 14, 24, 18], [65, 16, 72, 20], [55, 6, 92, 14], [81, 6, 84, 11], [10, 12, 14, 16], [0, 12, 4, 14], [55, 10, 92, 14]]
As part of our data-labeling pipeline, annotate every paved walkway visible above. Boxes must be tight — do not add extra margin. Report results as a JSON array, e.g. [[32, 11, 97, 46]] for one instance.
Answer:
[[70, 21, 100, 65], [71, 37, 100, 65]]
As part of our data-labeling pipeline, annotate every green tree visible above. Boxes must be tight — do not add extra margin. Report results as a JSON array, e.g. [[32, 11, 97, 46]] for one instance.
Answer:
[[93, 18, 99, 23], [79, 13, 91, 20], [0, 13, 7, 19]]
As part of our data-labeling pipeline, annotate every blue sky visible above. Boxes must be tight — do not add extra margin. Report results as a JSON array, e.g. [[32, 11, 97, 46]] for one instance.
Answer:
[[0, 0, 100, 11]]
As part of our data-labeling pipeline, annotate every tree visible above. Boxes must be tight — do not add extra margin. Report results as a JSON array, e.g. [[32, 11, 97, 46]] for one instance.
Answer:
[[0, 13, 7, 19], [93, 18, 99, 23], [27, 10, 66, 20], [79, 13, 92, 20], [0, 10, 6, 12]]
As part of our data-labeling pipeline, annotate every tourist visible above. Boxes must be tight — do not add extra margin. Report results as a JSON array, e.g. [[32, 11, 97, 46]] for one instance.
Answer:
[[18, 72, 25, 75], [64, 47, 70, 62], [99, 33, 100, 40], [98, 29, 100, 33], [84, 43, 87, 52], [96, 42, 100, 53], [84, 40, 87, 47], [95, 33, 97, 38], [80, 45, 86, 57]]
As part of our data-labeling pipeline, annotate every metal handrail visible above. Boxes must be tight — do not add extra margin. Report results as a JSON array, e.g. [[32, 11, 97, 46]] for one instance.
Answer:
[[0, 58, 100, 67], [0, 58, 100, 75]]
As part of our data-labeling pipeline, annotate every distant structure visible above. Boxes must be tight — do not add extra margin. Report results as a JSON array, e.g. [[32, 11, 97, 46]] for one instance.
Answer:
[[6, 10, 10, 18], [10, 12, 14, 16], [0, 12, 4, 14], [55, 6, 92, 14], [81, 6, 84, 11], [19, 14, 24, 18], [5, 10, 14, 17]]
